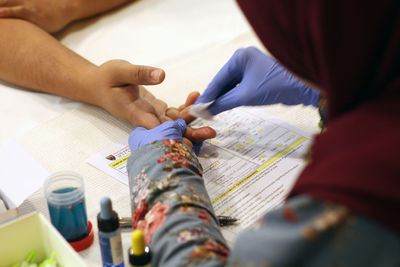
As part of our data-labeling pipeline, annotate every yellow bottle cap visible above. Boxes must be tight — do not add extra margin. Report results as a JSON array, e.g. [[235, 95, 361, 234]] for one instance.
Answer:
[[131, 230, 145, 255]]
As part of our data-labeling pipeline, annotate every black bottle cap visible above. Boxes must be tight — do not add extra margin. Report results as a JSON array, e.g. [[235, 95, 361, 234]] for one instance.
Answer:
[[129, 247, 152, 266], [97, 197, 119, 232]]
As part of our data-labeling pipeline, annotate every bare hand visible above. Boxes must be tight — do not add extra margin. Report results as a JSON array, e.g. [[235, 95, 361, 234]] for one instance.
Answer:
[[0, 0, 75, 33], [95, 60, 169, 129], [167, 91, 217, 143]]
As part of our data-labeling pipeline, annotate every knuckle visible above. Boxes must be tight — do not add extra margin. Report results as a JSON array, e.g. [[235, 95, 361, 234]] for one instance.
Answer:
[[102, 59, 126, 70], [232, 47, 253, 67], [233, 48, 246, 58], [132, 66, 145, 83], [19, 6, 29, 16], [246, 46, 258, 53]]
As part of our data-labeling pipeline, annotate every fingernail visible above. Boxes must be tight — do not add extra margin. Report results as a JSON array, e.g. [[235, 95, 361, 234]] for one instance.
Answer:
[[151, 69, 162, 82]]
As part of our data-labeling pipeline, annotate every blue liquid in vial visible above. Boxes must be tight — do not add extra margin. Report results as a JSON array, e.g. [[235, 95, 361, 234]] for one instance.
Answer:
[[48, 187, 88, 242]]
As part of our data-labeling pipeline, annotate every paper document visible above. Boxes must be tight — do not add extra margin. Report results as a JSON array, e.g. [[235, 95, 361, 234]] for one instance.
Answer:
[[87, 143, 131, 185], [87, 107, 312, 243], [0, 140, 49, 209]]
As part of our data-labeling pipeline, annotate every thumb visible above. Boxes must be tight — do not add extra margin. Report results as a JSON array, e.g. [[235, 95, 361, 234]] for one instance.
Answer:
[[208, 86, 242, 115], [104, 60, 165, 85], [196, 53, 243, 104]]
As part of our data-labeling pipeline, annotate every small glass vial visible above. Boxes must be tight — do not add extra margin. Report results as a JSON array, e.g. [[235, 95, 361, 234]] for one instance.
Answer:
[[44, 171, 89, 242], [98, 197, 124, 267]]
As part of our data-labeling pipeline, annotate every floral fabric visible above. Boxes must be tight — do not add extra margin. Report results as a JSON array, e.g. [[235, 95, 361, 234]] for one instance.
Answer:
[[127, 140, 400, 267]]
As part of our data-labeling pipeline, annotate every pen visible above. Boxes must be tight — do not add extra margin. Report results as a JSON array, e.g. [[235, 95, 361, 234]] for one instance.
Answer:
[[119, 217, 133, 230], [217, 215, 238, 226], [119, 215, 238, 228]]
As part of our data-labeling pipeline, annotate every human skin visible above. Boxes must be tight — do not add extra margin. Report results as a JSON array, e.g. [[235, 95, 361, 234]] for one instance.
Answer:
[[0, 18, 216, 144], [0, 0, 132, 33], [0, 0, 217, 142], [0, 18, 171, 128]]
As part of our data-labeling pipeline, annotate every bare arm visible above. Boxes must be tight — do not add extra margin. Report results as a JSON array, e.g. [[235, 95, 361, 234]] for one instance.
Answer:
[[71, 0, 132, 22], [0, 18, 169, 128], [0, 19, 217, 142], [0, 19, 99, 104], [0, 0, 131, 33]]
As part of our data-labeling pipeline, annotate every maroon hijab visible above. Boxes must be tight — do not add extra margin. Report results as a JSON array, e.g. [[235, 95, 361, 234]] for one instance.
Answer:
[[237, 0, 400, 232]]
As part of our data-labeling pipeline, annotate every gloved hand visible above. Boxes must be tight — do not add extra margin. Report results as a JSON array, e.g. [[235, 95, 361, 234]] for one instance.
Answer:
[[195, 47, 320, 115], [129, 119, 187, 153]]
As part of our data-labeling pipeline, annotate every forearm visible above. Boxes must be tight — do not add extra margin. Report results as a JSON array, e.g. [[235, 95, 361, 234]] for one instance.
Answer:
[[70, 0, 132, 22], [0, 19, 101, 106], [127, 140, 229, 266], [127, 139, 400, 266]]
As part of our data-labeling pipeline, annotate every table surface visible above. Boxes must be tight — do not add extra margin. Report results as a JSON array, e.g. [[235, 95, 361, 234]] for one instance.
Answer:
[[0, 0, 320, 266]]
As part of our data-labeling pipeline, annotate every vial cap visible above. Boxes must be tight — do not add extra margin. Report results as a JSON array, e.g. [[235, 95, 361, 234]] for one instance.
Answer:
[[129, 230, 151, 266], [97, 197, 119, 232], [131, 230, 145, 255], [69, 220, 94, 252], [100, 197, 113, 219]]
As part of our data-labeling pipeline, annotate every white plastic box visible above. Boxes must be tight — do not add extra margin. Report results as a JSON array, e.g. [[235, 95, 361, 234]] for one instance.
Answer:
[[0, 212, 87, 267]]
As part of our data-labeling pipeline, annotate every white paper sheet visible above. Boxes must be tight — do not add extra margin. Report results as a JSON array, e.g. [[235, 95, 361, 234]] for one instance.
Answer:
[[190, 108, 311, 242], [0, 140, 49, 208], [87, 107, 312, 243], [87, 142, 131, 185]]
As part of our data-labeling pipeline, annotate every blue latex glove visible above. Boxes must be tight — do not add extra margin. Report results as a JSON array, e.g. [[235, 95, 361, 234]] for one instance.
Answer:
[[129, 119, 187, 153], [196, 47, 320, 115]]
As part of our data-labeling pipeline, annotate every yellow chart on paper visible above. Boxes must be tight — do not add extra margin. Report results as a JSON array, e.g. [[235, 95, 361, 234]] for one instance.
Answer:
[[211, 137, 307, 205], [109, 154, 130, 168]]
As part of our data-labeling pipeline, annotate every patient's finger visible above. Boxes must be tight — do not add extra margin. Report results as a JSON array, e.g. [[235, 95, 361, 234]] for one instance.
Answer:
[[129, 99, 161, 129], [179, 106, 196, 123], [165, 108, 180, 120], [185, 91, 200, 106], [185, 126, 216, 143], [0, 1, 18, 7], [0, 6, 24, 18], [109, 61, 165, 85], [178, 91, 200, 111], [139, 86, 168, 117], [159, 115, 173, 123], [130, 111, 161, 129], [166, 92, 201, 123]]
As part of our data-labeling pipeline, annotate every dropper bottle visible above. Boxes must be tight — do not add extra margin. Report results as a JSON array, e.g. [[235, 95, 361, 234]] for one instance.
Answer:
[[97, 197, 124, 267], [128, 230, 152, 267]]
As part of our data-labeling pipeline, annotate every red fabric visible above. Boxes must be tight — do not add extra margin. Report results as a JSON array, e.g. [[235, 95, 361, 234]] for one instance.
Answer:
[[236, 0, 400, 231]]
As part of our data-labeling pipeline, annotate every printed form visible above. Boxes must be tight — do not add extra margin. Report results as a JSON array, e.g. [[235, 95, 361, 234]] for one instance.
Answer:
[[87, 107, 312, 243]]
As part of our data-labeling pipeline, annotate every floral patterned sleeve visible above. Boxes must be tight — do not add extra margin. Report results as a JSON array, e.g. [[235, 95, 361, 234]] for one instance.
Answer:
[[127, 140, 400, 267], [127, 139, 229, 266]]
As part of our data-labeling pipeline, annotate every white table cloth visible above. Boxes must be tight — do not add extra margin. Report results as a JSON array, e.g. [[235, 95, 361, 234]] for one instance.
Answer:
[[0, 1, 320, 265]]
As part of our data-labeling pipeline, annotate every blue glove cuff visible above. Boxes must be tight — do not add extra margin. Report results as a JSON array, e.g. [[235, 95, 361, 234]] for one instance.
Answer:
[[175, 119, 187, 134], [309, 90, 321, 107]]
